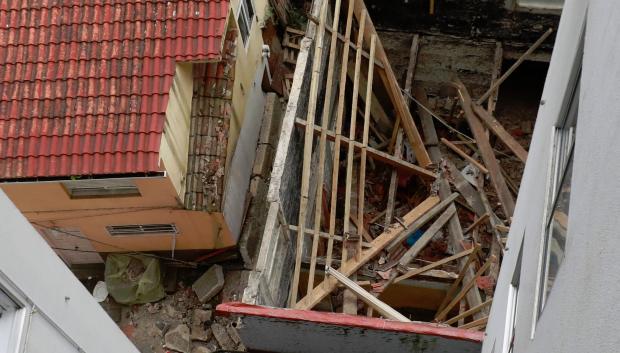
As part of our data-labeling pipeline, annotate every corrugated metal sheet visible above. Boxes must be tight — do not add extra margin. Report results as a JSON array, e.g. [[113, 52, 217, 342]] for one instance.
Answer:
[[0, 0, 230, 178]]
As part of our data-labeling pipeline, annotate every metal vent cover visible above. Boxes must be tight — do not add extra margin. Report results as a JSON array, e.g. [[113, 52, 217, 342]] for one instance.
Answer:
[[106, 224, 178, 236]]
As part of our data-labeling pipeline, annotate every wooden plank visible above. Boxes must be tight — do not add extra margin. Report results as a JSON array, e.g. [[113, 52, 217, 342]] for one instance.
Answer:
[[294, 119, 437, 179], [435, 250, 479, 315], [289, 225, 372, 248], [289, 0, 327, 307], [353, 1, 431, 167], [487, 41, 503, 114], [477, 28, 553, 105], [295, 196, 440, 310], [459, 317, 488, 330], [472, 104, 528, 163], [398, 205, 456, 266], [347, 64, 392, 132], [341, 8, 367, 315], [443, 157, 486, 216], [434, 257, 493, 322], [444, 299, 493, 325], [415, 86, 484, 317], [454, 79, 515, 218], [463, 213, 490, 235], [326, 0, 356, 272], [357, 34, 377, 255], [385, 192, 459, 253], [307, 0, 343, 297], [441, 138, 489, 174], [326, 267, 411, 322], [385, 33, 419, 222], [384, 129, 403, 228], [395, 247, 476, 283], [307, 14, 385, 70]]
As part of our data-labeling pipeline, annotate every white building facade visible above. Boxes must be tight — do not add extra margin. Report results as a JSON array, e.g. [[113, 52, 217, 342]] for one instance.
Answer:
[[483, 0, 620, 352], [0, 191, 138, 353]]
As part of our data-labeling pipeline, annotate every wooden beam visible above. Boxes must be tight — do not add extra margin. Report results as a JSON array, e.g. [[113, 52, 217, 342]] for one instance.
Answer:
[[326, 267, 411, 322], [458, 316, 488, 330], [307, 14, 385, 70], [384, 129, 403, 227], [294, 119, 437, 179], [435, 257, 493, 322], [341, 8, 367, 315], [454, 79, 516, 218], [441, 138, 489, 174], [307, 0, 343, 296], [295, 196, 440, 310], [444, 299, 493, 325], [477, 28, 553, 105], [386, 192, 459, 253], [398, 205, 457, 266], [435, 248, 479, 316], [472, 104, 528, 163], [463, 213, 490, 235], [353, 1, 431, 167], [357, 34, 377, 256], [288, 225, 372, 248], [487, 41, 503, 114], [395, 247, 476, 283], [415, 86, 484, 317], [326, 0, 356, 272], [289, 0, 327, 307], [347, 64, 392, 132]]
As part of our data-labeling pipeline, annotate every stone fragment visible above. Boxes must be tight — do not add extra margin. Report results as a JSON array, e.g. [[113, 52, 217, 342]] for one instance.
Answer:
[[211, 322, 236, 351], [164, 324, 191, 353], [190, 325, 212, 342], [192, 265, 225, 303], [192, 309, 213, 325]]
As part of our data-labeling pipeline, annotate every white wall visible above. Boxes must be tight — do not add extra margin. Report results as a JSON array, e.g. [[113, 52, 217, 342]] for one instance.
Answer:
[[483, 1, 620, 352], [0, 190, 139, 353]]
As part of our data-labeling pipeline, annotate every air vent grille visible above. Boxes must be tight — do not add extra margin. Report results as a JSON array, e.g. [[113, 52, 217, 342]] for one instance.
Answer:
[[106, 224, 178, 236]]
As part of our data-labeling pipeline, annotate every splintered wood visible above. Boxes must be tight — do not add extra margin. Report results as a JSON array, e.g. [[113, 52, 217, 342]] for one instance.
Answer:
[[286, 0, 538, 331]]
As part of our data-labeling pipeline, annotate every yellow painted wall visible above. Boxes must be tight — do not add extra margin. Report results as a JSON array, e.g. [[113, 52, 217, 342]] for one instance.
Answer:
[[159, 63, 194, 201], [1, 177, 236, 253], [227, 0, 269, 168]]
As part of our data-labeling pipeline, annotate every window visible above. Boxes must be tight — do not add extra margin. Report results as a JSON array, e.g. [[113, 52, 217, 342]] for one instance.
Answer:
[[62, 179, 141, 199], [237, 0, 255, 46], [538, 79, 579, 313], [503, 240, 523, 353], [0, 288, 22, 352]]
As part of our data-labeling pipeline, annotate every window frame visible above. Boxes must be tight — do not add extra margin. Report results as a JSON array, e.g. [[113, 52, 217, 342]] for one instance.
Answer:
[[237, 0, 255, 48], [534, 42, 583, 319], [0, 277, 29, 353], [502, 238, 524, 353]]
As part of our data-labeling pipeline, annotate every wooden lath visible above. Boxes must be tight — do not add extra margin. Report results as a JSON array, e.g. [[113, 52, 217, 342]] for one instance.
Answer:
[[288, 0, 434, 310]]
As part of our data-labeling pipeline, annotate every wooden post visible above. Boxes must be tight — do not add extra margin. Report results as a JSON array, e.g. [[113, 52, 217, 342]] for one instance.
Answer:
[[357, 34, 377, 256], [289, 0, 327, 307], [307, 0, 343, 296], [326, 0, 356, 272]]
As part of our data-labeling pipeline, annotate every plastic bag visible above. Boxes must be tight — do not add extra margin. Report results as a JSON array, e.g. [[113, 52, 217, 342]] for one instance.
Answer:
[[104, 254, 165, 305]]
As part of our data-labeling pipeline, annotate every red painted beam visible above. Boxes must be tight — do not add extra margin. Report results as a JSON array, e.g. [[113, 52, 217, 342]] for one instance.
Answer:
[[216, 302, 484, 343]]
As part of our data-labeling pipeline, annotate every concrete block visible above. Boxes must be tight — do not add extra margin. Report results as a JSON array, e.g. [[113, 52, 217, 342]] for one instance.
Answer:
[[211, 322, 237, 351], [164, 324, 191, 353], [192, 265, 225, 303]]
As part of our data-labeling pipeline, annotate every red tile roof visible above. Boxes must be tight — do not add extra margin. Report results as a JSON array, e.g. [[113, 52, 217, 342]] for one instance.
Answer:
[[0, 0, 230, 179]]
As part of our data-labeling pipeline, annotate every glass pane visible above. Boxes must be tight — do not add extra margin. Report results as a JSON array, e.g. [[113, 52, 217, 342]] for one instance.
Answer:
[[544, 151, 574, 299], [238, 10, 250, 45], [244, 0, 255, 22]]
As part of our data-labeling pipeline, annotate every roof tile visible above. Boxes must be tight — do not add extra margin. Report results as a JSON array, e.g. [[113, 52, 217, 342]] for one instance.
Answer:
[[0, 0, 229, 179]]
